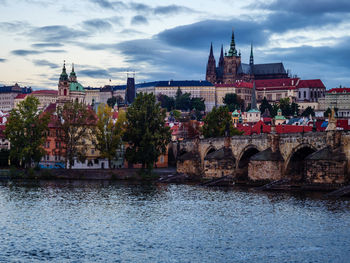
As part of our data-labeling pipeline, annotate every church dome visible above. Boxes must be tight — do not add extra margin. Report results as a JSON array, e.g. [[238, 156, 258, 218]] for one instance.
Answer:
[[69, 82, 84, 92]]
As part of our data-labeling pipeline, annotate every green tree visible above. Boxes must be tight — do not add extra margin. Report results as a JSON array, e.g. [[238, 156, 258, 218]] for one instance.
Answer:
[[175, 88, 191, 111], [301, 106, 315, 117], [56, 101, 97, 169], [158, 94, 175, 111], [107, 96, 117, 108], [291, 102, 300, 116], [223, 93, 244, 111], [190, 97, 206, 112], [324, 108, 332, 118], [259, 97, 272, 115], [94, 104, 126, 169], [123, 93, 171, 172], [279, 98, 292, 116], [5, 96, 50, 168], [202, 106, 242, 138]]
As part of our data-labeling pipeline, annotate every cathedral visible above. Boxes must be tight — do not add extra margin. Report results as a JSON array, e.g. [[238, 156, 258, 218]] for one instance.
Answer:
[[206, 31, 289, 84]]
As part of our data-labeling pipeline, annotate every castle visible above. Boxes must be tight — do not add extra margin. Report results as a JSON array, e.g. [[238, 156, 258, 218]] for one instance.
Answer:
[[206, 31, 289, 84]]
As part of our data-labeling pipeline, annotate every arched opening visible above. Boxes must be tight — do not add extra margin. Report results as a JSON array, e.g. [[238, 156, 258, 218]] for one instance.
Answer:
[[204, 147, 216, 159], [237, 147, 260, 180], [64, 89, 67, 96], [286, 145, 316, 181], [167, 145, 176, 167]]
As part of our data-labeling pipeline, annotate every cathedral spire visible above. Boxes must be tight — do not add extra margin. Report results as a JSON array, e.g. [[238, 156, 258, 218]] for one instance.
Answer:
[[251, 81, 257, 110], [206, 43, 216, 84], [227, 29, 237, 57], [219, 44, 224, 68], [250, 43, 254, 65]]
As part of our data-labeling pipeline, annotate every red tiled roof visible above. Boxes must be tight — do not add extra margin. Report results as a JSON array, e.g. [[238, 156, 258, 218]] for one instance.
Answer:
[[327, 88, 350, 93], [32, 90, 58, 95], [215, 82, 253, 88], [297, 79, 325, 89], [15, 94, 27, 99], [255, 78, 299, 88]]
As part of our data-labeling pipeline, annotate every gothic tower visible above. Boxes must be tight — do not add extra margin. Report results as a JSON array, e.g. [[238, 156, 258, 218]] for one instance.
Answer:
[[249, 43, 254, 66], [223, 30, 241, 84], [205, 43, 217, 84]]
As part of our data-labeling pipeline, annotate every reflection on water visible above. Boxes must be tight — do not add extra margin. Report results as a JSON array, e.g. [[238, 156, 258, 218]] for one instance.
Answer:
[[1, 180, 350, 262]]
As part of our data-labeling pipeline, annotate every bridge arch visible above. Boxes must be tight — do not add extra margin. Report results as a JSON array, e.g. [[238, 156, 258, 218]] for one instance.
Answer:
[[236, 145, 261, 179], [284, 143, 317, 181]]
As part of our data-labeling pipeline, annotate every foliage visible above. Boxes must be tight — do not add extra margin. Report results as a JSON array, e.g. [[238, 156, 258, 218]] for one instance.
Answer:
[[259, 97, 273, 116], [56, 101, 96, 169], [123, 93, 171, 171], [171, 110, 181, 120], [291, 102, 300, 116], [223, 93, 244, 111], [94, 104, 126, 169], [202, 106, 243, 138], [278, 98, 299, 116], [324, 107, 338, 118], [175, 88, 191, 111], [190, 97, 206, 112], [301, 106, 315, 117], [157, 94, 175, 111], [5, 96, 50, 168], [107, 96, 117, 108]]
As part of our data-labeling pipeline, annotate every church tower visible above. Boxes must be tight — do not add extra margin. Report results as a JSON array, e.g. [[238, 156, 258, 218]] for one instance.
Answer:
[[223, 30, 242, 84], [206, 43, 217, 84], [58, 61, 70, 101]]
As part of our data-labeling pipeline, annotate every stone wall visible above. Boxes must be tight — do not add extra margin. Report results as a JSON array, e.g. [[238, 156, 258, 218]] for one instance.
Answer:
[[248, 160, 284, 181], [204, 159, 235, 179], [177, 159, 202, 176], [305, 160, 347, 184]]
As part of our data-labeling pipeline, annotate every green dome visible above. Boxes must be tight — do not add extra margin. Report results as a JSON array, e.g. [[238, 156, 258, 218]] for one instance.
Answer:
[[232, 110, 239, 117], [69, 82, 84, 92]]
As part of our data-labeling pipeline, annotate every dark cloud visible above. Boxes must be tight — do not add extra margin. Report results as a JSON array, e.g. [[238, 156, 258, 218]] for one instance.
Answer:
[[32, 59, 59, 69], [0, 58, 6, 62], [154, 5, 195, 15], [256, 0, 350, 14], [130, 2, 152, 13], [32, 43, 63, 48], [79, 69, 111, 78], [89, 0, 126, 9], [11, 49, 65, 56], [131, 15, 148, 25], [82, 19, 112, 32], [30, 25, 89, 43]]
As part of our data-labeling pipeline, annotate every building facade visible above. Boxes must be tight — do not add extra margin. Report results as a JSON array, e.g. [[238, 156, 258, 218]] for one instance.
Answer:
[[318, 87, 350, 118]]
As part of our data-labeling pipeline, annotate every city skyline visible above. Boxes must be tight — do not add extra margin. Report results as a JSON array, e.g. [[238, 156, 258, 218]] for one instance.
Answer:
[[0, 0, 350, 89]]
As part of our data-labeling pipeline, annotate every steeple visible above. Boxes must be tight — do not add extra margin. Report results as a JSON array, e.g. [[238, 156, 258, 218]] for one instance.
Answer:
[[69, 63, 77, 82], [251, 81, 257, 110], [249, 43, 254, 65], [219, 44, 224, 68], [59, 60, 68, 82], [227, 29, 238, 57], [206, 43, 217, 83]]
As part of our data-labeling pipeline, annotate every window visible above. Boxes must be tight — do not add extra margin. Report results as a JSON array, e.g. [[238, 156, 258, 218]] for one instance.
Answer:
[[299, 91, 301, 98], [304, 91, 306, 98]]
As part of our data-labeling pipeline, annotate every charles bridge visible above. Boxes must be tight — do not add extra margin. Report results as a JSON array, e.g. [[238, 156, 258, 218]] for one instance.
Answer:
[[172, 131, 350, 185]]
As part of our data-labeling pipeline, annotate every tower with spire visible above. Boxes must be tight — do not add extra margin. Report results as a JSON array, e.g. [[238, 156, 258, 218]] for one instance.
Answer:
[[205, 43, 217, 84], [222, 29, 241, 84], [58, 61, 70, 102], [249, 43, 254, 66]]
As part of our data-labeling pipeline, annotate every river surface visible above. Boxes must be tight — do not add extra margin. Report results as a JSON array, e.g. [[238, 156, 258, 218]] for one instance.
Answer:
[[0, 180, 350, 263]]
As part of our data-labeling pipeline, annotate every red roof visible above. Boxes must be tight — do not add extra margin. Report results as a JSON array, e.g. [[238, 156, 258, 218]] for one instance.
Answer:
[[327, 88, 350, 93], [255, 78, 299, 88], [297, 79, 325, 89], [32, 90, 58, 95], [15, 94, 27, 99], [215, 82, 253, 88]]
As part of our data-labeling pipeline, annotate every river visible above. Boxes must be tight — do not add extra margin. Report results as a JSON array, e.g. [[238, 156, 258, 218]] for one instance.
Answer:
[[0, 180, 350, 262]]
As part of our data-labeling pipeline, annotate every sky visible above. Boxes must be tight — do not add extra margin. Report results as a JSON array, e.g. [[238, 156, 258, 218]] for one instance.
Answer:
[[0, 0, 350, 90]]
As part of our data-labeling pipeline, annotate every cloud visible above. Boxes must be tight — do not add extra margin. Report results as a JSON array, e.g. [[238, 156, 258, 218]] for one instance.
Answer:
[[131, 15, 148, 25], [32, 59, 59, 69], [32, 43, 63, 48], [82, 19, 112, 32], [0, 21, 30, 32], [89, 0, 126, 9], [256, 0, 350, 14], [0, 58, 6, 62], [79, 69, 111, 78], [30, 25, 89, 43], [154, 5, 195, 15], [11, 49, 65, 56]]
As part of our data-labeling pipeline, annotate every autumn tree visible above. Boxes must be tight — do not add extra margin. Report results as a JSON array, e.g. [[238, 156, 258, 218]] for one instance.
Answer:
[[94, 104, 126, 169], [56, 101, 96, 169], [5, 96, 50, 168], [202, 106, 242, 138], [123, 93, 171, 172]]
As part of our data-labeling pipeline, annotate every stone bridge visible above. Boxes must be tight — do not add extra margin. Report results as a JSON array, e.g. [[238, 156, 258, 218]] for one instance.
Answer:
[[173, 131, 350, 184]]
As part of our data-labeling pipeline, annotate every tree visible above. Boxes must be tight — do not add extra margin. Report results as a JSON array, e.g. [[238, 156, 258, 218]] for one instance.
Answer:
[[259, 97, 272, 115], [291, 102, 300, 116], [324, 108, 332, 118], [107, 96, 117, 108], [158, 94, 175, 111], [5, 96, 50, 168], [56, 101, 97, 169], [94, 104, 126, 169], [175, 88, 191, 111], [123, 93, 171, 171], [279, 98, 292, 116], [190, 97, 206, 112], [202, 106, 242, 138], [223, 93, 244, 111], [301, 106, 315, 117]]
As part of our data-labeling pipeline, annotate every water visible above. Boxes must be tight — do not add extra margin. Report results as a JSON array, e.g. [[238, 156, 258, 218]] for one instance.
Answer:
[[1, 180, 350, 263]]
